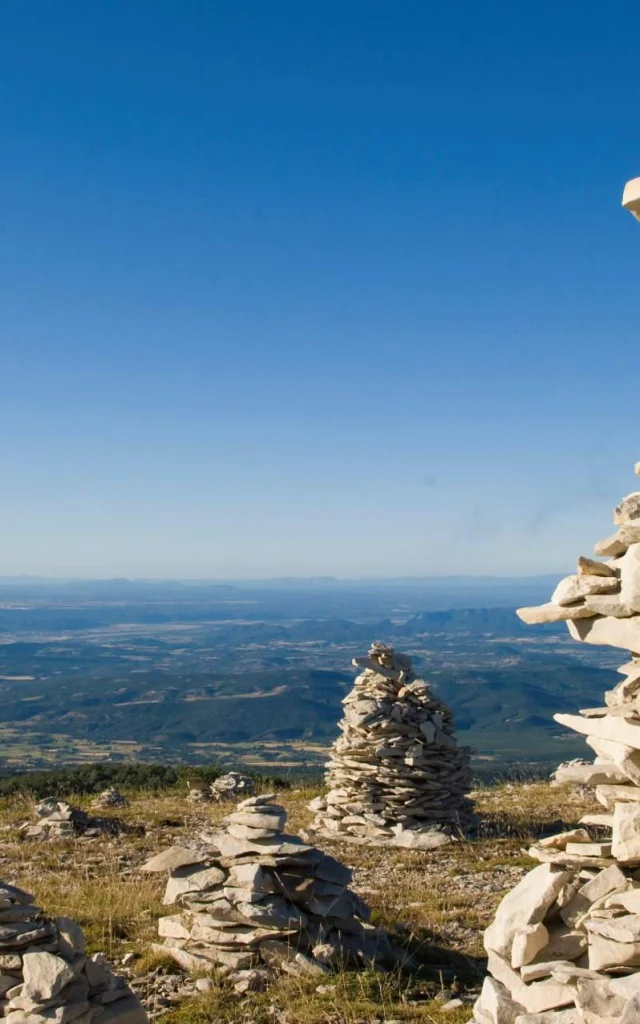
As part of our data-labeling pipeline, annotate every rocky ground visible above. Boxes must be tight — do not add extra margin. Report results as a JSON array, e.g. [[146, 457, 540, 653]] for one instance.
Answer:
[[0, 779, 600, 1024]]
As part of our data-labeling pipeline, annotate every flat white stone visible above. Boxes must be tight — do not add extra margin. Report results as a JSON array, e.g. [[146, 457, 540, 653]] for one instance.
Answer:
[[568, 615, 640, 652], [595, 531, 628, 558], [587, 913, 640, 942], [615, 493, 640, 526], [552, 574, 618, 606], [517, 604, 596, 625], [554, 712, 640, 751], [538, 830, 590, 849], [163, 865, 226, 905], [612, 803, 640, 863], [587, 932, 640, 971], [511, 924, 549, 969], [21, 953, 75, 1001], [565, 842, 612, 857], [577, 556, 616, 577], [514, 1012, 579, 1024], [586, 736, 640, 784], [140, 847, 212, 873], [560, 865, 627, 927], [620, 993, 640, 1024], [484, 865, 571, 958], [574, 977, 625, 1023], [476, 976, 526, 1024]]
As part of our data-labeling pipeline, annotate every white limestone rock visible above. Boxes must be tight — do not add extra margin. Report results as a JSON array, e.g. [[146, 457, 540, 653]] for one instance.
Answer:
[[516, 604, 597, 625], [611, 803, 640, 864], [511, 923, 549, 968], [484, 865, 571, 958], [554, 712, 640, 751], [615, 493, 640, 526], [551, 575, 619, 607], [21, 952, 75, 1001], [595, 531, 629, 558], [577, 557, 617, 578], [567, 615, 640, 651]]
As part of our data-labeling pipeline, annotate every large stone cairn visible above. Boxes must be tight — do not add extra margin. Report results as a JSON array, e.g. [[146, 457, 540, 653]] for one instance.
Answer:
[[308, 642, 475, 847], [473, 462, 640, 1024], [143, 793, 389, 979], [0, 880, 146, 1024]]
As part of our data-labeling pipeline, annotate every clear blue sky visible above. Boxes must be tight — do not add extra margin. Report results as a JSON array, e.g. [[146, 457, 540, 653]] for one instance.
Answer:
[[2, 1, 639, 578]]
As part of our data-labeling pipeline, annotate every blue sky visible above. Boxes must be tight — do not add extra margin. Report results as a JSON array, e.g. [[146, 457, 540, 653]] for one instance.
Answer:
[[1, 1, 640, 578]]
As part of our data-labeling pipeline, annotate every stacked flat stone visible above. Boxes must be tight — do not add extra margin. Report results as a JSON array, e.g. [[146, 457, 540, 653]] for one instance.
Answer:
[[0, 880, 146, 1024], [473, 461, 640, 1024], [185, 782, 211, 805], [308, 642, 475, 848], [21, 801, 125, 840], [210, 774, 255, 803], [144, 794, 389, 977]]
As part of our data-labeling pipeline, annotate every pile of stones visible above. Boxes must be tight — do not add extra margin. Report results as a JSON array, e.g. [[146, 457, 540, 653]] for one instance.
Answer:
[[143, 793, 390, 980], [185, 774, 255, 805], [308, 642, 475, 848], [185, 781, 211, 805], [473, 461, 640, 1024], [0, 879, 146, 1024], [21, 800, 134, 841], [210, 774, 255, 803], [92, 790, 127, 811]]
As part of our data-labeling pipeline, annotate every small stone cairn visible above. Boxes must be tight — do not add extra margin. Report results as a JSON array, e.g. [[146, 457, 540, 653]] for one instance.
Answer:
[[210, 774, 255, 803], [21, 800, 126, 840], [91, 790, 127, 811], [472, 461, 640, 1024], [143, 793, 389, 979], [308, 642, 475, 848], [0, 879, 146, 1024]]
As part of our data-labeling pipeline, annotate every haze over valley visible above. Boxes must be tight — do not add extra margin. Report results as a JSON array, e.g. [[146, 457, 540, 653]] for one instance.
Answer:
[[0, 575, 617, 777]]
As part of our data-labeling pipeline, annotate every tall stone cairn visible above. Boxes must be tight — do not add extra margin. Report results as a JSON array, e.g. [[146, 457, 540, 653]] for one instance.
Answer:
[[0, 880, 146, 1024], [472, 461, 640, 1024], [308, 642, 475, 848]]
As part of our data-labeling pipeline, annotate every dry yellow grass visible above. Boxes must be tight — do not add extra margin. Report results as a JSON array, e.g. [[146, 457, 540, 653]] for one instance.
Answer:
[[0, 779, 602, 1024]]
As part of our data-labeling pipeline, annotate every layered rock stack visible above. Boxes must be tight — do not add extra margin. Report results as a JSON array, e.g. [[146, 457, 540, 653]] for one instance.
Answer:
[[0, 879, 146, 1024], [143, 793, 390, 979], [473, 461, 640, 1024], [21, 800, 127, 840], [210, 774, 255, 802], [308, 642, 475, 848]]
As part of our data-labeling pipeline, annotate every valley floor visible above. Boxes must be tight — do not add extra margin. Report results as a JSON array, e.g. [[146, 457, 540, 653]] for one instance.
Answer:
[[0, 780, 599, 1024]]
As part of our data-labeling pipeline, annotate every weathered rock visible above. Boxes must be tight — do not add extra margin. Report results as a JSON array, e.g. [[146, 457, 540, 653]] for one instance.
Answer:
[[308, 642, 475, 845], [147, 799, 391, 982], [568, 615, 640, 652], [577, 556, 617, 578], [611, 802, 640, 863], [516, 604, 597, 625], [552, 575, 619, 606], [0, 883, 145, 1024], [484, 866, 571, 958]]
